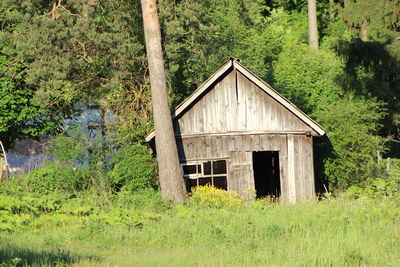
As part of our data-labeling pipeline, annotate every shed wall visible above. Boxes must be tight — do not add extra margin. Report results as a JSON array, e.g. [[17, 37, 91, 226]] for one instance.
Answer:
[[176, 133, 315, 202]]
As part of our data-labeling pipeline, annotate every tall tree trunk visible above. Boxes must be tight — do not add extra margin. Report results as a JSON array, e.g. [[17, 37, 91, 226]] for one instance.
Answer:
[[0, 141, 9, 179], [307, 0, 319, 50], [141, 0, 187, 203], [329, 0, 335, 22]]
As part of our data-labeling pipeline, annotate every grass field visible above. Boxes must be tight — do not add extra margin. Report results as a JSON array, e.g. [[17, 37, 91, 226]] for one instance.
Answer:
[[1, 194, 399, 266]]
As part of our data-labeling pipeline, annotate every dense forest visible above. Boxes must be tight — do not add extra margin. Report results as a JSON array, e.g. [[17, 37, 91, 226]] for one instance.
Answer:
[[1, 1, 400, 265], [1, 0, 399, 192]]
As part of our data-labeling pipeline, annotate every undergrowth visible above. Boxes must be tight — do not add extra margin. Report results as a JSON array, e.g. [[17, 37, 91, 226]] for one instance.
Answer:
[[0, 181, 399, 266]]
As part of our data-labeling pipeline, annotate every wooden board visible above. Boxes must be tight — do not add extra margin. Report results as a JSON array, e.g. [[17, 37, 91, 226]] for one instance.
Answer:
[[230, 151, 254, 198], [178, 133, 315, 203], [175, 70, 316, 135]]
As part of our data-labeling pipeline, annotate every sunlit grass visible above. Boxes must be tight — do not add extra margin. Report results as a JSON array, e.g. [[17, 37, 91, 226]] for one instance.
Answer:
[[1, 196, 399, 266]]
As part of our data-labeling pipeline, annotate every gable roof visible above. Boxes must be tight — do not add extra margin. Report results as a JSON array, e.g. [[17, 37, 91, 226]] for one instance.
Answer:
[[145, 59, 325, 142]]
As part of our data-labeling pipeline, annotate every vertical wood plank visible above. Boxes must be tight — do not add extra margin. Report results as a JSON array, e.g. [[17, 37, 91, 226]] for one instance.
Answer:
[[210, 136, 218, 158], [246, 81, 253, 130], [279, 135, 288, 203], [234, 135, 243, 152], [197, 99, 205, 133], [221, 135, 230, 158], [287, 134, 296, 203], [216, 136, 222, 158], [250, 134, 260, 151], [215, 82, 221, 132], [304, 136, 315, 197], [223, 74, 230, 132], [199, 137, 207, 159], [294, 135, 304, 200], [205, 135, 212, 159], [259, 134, 269, 151], [309, 136, 316, 197], [243, 135, 251, 152]]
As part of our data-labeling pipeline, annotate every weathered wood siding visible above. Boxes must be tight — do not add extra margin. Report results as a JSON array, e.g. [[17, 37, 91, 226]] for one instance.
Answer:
[[168, 67, 318, 202], [174, 70, 316, 136], [176, 133, 315, 202]]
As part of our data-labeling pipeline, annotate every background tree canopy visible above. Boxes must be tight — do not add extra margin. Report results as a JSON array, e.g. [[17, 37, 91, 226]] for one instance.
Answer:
[[0, 0, 399, 191]]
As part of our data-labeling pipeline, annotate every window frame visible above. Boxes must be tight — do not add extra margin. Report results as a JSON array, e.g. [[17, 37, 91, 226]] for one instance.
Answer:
[[181, 159, 228, 190]]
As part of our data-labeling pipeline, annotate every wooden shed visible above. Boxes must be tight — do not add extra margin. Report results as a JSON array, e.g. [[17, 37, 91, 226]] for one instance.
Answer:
[[146, 59, 325, 203]]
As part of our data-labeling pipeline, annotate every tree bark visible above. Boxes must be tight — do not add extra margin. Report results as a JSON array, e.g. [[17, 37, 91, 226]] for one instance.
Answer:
[[307, 0, 319, 50], [0, 141, 9, 179], [141, 0, 187, 203], [359, 20, 369, 42]]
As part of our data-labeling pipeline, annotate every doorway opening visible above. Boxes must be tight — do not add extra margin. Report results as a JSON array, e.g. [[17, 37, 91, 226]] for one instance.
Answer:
[[252, 151, 281, 198]]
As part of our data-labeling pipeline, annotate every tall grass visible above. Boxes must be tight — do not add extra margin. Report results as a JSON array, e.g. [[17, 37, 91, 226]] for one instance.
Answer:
[[1, 195, 399, 266]]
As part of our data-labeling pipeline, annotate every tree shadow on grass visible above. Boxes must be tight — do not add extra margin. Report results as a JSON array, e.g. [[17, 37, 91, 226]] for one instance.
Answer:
[[0, 245, 101, 266]]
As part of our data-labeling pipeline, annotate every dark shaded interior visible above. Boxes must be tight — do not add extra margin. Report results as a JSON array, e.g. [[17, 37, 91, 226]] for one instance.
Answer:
[[253, 151, 281, 198]]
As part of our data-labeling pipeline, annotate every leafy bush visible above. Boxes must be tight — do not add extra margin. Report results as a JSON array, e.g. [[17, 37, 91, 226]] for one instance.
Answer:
[[187, 185, 244, 208], [314, 97, 386, 190], [109, 143, 157, 193], [274, 42, 387, 191], [346, 158, 400, 199], [46, 134, 87, 166], [24, 163, 90, 194], [273, 43, 343, 114]]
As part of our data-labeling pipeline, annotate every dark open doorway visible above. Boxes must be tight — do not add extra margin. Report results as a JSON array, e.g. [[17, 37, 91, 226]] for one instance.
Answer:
[[252, 151, 281, 198]]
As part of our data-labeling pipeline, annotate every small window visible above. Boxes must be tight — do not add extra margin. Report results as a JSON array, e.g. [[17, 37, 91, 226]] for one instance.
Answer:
[[213, 160, 227, 174], [199, 177, 212, 186], [183, 164, 197, 175], [203, 161, 212, 175], [213, 176, 228, 190], [197, 164, 202, 174], [187, 179, 198, 189], [182, 160, 228, 192]]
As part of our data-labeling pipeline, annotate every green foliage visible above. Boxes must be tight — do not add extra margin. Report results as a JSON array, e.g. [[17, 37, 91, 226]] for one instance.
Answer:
[[16, 128, 157, 195], [46, 134, 87, 166], [0, 0, 153, 145], [109, 143, 157, 193], [1, 0, 399, 194], [346, 158, 400, 199], [159, 0, 272, 103], [24, 163, 91, 194], [0, 189, 399, 265], [273, 39, 390, 190], [314, 97, 386, 189], [0, 48, 62, 148], [273, 43, 343, 114], [341, 0, 400, 41]]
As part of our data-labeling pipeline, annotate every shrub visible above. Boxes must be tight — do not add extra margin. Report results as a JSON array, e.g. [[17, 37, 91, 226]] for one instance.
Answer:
[[24, 163, 90, 194], [46, 134, 86, 166], [187, 185, 244, 208], [109, 143, 157, 193], [314, 97, 386, 190], [273, 43, 343, 114], [346, 158, 400, 199]]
